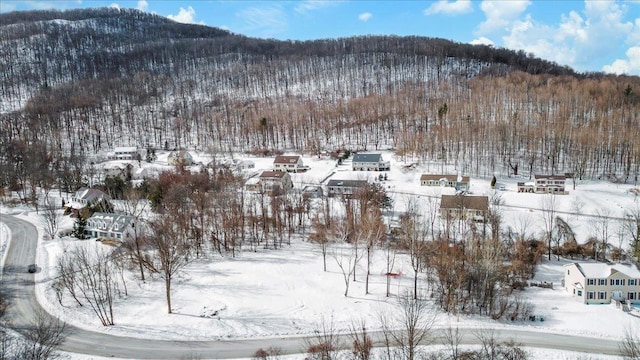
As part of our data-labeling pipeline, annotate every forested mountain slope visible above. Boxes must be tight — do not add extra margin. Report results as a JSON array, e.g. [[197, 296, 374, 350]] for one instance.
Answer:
[[1, 7, 639, 189]]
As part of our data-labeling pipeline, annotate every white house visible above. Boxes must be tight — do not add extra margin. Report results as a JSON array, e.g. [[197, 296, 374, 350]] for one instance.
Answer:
[[352, 153, 390, 171], [420, 174, 470, 191], [518, 175, 567, 194], [69, 187, 111, 210], [167, 150, 193, 166], [111, 147, 138, 160], [273, 155, 306, 172], [564, 262, 640, 305], [84, 212, 136, 241], [249, 171, 293, 194]]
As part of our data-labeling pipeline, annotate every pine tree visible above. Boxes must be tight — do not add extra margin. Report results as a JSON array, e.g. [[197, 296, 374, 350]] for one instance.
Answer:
[[73, 215, 87, 239]]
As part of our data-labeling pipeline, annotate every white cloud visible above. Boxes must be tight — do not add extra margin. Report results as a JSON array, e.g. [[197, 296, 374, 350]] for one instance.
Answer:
[[136, 0, 148, 11], [424, 0, 472, 16], [168, 6, 204, 25], [109, 3, 120, 10], [500, 1, 637, 72], [359, 12, 372, 21], [237, 5, 287, 38], [294, 0, 340, 14], [476, 0, 530, 35], [603, 46, 640, 75], [470, 37, 494, 46]]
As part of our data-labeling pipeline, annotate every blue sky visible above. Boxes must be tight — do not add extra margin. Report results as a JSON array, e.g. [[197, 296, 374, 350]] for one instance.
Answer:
[[1, 1, 639, 75]]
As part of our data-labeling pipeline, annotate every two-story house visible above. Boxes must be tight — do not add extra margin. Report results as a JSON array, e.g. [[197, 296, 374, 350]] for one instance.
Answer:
[[84, 212, 136, 240], [111, 146, 138, 160], [518, 175, 567, 194], [420, 174, 470, 191], [439, 195, 488, 222], [69, 187, 111, 210], [326, 179, 368, 197], [352, 153, 390, 171], [273, 155, 306, 172], [564, 262, 640, 305], [257, 171, 293, 194]]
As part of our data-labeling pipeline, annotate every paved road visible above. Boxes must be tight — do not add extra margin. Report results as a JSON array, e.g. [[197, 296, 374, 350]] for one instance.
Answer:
[[0, 214, 625, 359]]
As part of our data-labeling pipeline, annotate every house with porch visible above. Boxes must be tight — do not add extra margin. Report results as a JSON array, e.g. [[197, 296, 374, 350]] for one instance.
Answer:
[[111, 146, 138, 160], [273, 155, 307, 172], [420, 174, 470, 191], [564, 262, 640, 305], [256, 171, 293, 194], [84, 212, 136, 241], [352, 153, 390, 171]]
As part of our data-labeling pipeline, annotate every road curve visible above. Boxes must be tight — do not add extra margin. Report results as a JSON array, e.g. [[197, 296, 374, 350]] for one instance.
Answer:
[[0, 214, 624, 359]]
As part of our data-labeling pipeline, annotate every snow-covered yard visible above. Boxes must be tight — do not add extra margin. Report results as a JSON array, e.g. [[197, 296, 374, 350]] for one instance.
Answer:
[[1, 149, 639, 359]]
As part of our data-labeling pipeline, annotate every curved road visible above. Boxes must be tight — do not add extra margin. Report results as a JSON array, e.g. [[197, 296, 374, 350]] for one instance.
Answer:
[[0, 214, 624, 359]]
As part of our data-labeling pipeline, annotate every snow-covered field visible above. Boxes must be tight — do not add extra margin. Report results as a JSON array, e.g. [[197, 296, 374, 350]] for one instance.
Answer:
[[1, 150, 639, 359]]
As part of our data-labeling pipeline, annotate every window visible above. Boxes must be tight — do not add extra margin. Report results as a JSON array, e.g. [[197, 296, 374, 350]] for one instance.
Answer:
[[588, 292, 595, 299], [629, 279, 636, 286], [588, 279, 595, 285], [577, 290, 582, 296], [610, 279, 615, 286], [598, 292, 607, 300], [599, 279, 606, 286], [629, 292, 636, 300], [567, 269, 570, 275]]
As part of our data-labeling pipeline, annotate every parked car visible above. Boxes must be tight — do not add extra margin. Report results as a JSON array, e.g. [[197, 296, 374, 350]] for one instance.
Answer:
[[27, 264, 37, 273]]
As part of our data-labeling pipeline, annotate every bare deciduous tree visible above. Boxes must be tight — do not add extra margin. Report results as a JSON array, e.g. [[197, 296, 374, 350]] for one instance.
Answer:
[[539, 194, 558, 260], [144, 216, 190, 314], [15, 309, 67, 360], [305, 314, 341, 360], [40, 205, 63, 240]]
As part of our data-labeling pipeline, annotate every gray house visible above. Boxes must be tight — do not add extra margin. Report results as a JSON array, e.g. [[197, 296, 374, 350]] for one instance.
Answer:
[[84, 212, 135, 240], [352, 153, 390, 171], [327, 179, 368, 197]]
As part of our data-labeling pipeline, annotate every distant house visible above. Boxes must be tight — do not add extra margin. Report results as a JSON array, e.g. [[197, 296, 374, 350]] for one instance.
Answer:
[[235, 159, 255, 170], [420, 174, 470, 191], [273, 155, 307, 172], [302, 185, 323, 199], [352, 153, 390, 171], [111, 147, 138, 160], [439, 195, 488, 222], [168, 150, 193, 166], [69, 187, 111, 210], [254, 171, 293, 194], [518, 175, 567, 194], [84, 212, 136, 241], [132, 167, 148, 180], [564, 262, 640, 305], [327, 179, 368, 197], [102, 162, 133, 179]]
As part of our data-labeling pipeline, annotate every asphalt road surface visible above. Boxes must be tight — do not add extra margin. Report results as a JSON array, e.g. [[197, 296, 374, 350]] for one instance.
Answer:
[[0, 214, 624, 359]]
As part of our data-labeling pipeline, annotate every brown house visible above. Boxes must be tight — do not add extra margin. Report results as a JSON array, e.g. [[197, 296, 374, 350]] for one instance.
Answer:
[[440, 195, 489, 222]]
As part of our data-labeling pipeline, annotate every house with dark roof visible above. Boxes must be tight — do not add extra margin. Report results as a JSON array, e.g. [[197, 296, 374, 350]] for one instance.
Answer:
[[352, 153, 390, 171], [273, 155, 307, 172], [564, 262, 640, 305], [420, 174, 470, 191], [84, 212, 136, 240], [257, 171, 293, 194], [439, 195, 488, 222], [326, 179, 368, 197]]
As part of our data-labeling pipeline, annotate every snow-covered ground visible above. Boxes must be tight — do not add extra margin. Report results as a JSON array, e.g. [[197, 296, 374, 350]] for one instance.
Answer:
[[1, 150, 639, 359]]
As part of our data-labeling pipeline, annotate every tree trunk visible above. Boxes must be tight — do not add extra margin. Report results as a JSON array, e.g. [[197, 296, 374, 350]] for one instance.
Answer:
[[165, 276, 172, 314]]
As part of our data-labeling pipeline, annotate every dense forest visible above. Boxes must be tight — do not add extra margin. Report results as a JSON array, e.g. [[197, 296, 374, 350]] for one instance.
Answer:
[[1, 7, 639, 191]]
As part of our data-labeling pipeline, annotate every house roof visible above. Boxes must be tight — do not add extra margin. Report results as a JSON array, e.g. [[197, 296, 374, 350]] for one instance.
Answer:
[[327, 179, 368, 188], [274, 155, 301, 164], [352, 153, 382, 163], [87, 212, 135, 233], [420, 174, 470, 183], [569, 262, 640, 279], [260, 171, 288, 179], [440, 195, 488, 211], [75, 187, 111, 202], [114, 146, 137, 153], [534, 174, 566, 180]]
